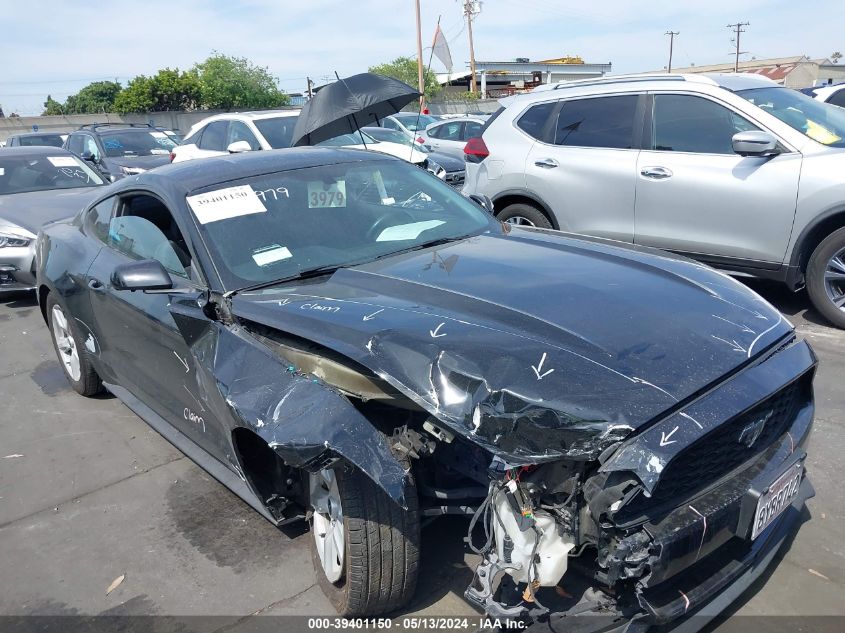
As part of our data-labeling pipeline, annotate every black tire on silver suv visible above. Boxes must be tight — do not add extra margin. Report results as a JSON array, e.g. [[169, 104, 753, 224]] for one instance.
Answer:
[[497, 202, 552, 229], [309, 462, 420, 616], [806, 226, 845, 329]]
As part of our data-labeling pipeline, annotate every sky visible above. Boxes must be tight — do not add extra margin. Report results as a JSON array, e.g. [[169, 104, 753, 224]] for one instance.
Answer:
[[0, 0, 841, 115]]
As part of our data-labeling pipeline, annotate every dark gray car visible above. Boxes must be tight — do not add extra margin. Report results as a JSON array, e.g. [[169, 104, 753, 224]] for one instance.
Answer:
[[63, 123, 177, 182], [0, 146, 104, 291]]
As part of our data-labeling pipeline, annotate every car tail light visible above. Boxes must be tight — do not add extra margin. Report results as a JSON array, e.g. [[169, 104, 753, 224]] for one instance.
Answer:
[[169, 151, 176, 163], [464, 136, 489, 163], [416, 136, 426, 144]]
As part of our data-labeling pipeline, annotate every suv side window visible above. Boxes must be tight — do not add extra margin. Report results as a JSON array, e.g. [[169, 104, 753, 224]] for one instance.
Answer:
[[81, 135, 101, 161], [67, 134, 85, 155], [227, 121, 260, 150], [182, 127, 203, 146], [198, 121, 228, 151], [516, 101, 557, 141], [554, 95, 638, 149], [652, 94, 759, 154], [107, 194, 193, 280]]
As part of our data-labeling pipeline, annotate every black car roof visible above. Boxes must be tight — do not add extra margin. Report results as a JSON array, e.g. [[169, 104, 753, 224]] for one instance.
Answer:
[[0, 146, 73, 157], [132, 147, 398, 195], [7, 131, 65, 139]]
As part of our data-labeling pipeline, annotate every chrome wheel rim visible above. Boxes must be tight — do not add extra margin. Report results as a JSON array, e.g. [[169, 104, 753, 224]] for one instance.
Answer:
[[823, 248, 845, 313], [504, 215, 536, 226], [310, 469, 344, 583], [51, 304, 80, 381]]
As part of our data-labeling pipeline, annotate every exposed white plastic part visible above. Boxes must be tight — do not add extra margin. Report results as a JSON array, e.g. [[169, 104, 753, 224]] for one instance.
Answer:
[[492, 491, 575, 586]]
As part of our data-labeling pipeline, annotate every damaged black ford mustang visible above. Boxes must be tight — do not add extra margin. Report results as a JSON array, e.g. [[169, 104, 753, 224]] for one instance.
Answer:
[[35, 147, 816, 630]]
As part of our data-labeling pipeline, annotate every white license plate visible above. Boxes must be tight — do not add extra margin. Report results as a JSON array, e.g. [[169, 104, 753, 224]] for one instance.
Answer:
[[751, 462, 803, 540]]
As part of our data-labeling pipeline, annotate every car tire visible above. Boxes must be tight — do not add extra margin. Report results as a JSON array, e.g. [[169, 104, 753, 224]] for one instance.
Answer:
[[309, 462, 420, 616], [806, 227, 845, 329], [496, 202, 552, 229], [46, 295, 102, 396]]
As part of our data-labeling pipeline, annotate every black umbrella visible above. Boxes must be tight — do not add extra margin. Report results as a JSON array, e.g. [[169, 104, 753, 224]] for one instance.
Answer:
[[290, 72, 421, 147]]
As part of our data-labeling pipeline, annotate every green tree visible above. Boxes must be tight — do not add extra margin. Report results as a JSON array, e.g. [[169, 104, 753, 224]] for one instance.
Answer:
[[42, 95, 64, 116], [114, 69, 201, 113], [368, 57, 441, 100], [192, 53, 289, 110], [63, 80, 122, 114]]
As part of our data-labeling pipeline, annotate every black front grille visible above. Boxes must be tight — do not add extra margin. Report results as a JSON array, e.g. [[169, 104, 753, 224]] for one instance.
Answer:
[[642, 377, 808, 510]]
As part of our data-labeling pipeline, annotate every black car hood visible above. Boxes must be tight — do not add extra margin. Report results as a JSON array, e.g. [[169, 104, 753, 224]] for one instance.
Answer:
[[0, 187, 101, 234], [428, 151, 465, 172], [230, 228, 791, 463]]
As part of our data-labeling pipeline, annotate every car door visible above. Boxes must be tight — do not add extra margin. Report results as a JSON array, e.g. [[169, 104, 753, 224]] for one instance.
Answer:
[[634, 93, 802, 264], [85, 191, 229, 461], [524, 94, 643, 242], [426, 121, 467, 159]]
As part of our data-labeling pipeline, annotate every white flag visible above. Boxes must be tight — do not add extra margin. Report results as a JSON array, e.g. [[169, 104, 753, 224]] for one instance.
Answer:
[[432, 23, 453, 73]]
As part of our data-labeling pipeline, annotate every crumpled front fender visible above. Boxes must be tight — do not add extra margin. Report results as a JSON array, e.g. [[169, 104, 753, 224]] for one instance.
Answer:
[[172, 309, 410, 508]]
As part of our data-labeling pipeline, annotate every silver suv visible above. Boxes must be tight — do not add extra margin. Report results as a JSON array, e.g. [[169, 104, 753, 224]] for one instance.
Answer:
[[463, 73, 845, 328]]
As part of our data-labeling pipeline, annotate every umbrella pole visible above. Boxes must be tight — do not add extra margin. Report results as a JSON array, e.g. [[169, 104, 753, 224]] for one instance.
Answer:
[[352, 114, 367, 148]]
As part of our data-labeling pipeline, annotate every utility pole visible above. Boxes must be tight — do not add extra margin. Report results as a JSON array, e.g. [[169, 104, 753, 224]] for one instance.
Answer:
[[463, 1, 481, 94], [665, 31, 679, 72], [415, 0, 425, 109], [727, 21, 750, 72]]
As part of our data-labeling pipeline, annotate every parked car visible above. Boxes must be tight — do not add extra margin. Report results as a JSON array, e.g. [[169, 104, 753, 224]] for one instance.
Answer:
[[5, 132, 68, 148], [171, 110, 301, 162], [172, 112, 446, 180], [801, 82, 845, 108], [37, 147, 816, 628], [463, 72, 845, 328], [0, 146, 104, 291], [378, 112, 441, 140], [361, 126, 465, 187], [64, 123, 178, 182], [418, 116, 486, 159]]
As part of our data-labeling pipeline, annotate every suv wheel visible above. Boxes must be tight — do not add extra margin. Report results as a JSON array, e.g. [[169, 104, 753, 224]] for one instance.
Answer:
[[806, 226, 845, 329], [309, 463, 419, 616], [497, 202, 552, 229]]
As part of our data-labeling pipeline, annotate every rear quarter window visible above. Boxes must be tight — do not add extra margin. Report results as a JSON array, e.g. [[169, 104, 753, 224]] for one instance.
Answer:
[[516, 102, 557, 142]]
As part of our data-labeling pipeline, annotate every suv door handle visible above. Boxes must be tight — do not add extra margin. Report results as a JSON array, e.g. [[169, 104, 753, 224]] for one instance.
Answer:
[[640, 166, 673, 179], [88, 278, 105, 293], [534, 158, 559, 168]]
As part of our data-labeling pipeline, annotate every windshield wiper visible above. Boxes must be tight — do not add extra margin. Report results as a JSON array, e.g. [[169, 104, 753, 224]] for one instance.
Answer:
[[228, 264, 346, 297]]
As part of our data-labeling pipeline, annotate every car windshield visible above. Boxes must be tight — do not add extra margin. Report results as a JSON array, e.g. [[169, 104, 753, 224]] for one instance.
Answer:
[[0, 153, 104, 195], [185, 159, 495, 290], [394, 114, 439, 131], [254, 116, 299, 148], [737, 86, 845, 148], [316, 132, 379, 146], [17, 134, 66, 148], [100, 130, 178, 157]]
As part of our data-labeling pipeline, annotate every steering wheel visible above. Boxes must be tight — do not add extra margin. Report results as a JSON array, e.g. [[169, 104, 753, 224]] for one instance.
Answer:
[[366, 210, 415, 241]]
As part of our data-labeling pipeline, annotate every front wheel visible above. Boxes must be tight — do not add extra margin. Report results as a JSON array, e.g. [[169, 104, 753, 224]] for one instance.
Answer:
[[309, 464, 419, 616], [496, 202, 552, 229], [806, 226, 845, 329]]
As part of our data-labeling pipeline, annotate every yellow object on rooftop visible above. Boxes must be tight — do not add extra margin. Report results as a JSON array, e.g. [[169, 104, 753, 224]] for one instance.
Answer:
[[535, 56, 585, 65]]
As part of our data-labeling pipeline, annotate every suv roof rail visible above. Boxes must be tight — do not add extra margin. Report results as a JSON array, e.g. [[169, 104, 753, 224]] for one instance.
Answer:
[[76, 122, 155, 131], [550, 74, 689, 92]]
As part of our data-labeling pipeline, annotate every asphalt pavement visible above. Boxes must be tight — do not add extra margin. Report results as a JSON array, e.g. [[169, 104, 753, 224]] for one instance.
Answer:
[[1, 280, 843, 631]]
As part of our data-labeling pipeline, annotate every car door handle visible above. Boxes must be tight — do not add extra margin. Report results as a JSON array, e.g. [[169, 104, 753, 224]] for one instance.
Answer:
[[88, 278, 105, 293], [534, 158, 559, 168], [640, 166, 673, 179]]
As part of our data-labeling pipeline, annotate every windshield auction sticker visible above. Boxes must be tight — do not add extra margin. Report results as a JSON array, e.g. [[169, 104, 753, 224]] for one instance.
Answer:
[[187, 185, 267, 224], [47, 156, 79, 167], [307, 180, 346, 208]]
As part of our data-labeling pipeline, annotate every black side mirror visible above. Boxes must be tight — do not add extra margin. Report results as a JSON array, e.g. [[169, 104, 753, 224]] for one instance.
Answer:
[[111, 259, 173, 292], [80, 150, 98, 163], [468, 193, 495, 216]]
